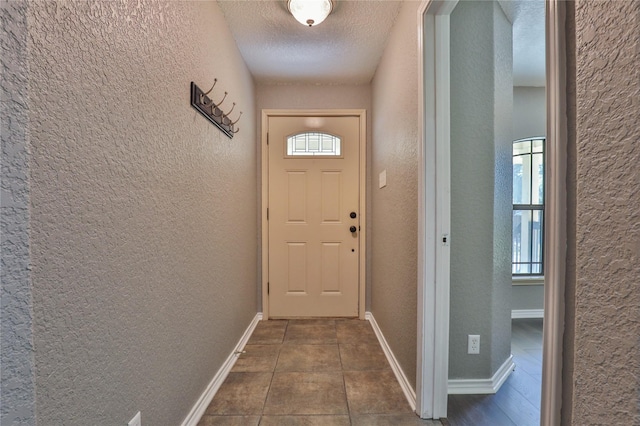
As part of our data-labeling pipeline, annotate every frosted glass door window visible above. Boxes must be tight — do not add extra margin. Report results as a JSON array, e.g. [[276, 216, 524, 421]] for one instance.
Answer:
[[287, 132, 341, 156]]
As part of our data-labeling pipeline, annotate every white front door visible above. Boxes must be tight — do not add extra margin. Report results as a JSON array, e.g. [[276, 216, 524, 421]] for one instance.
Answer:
[[267, 115, 361, 317]]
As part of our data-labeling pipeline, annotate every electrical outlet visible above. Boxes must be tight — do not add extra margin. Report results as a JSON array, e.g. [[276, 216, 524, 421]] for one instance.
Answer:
[[468, 335, 480, 354], [128, 411, 141, 426]]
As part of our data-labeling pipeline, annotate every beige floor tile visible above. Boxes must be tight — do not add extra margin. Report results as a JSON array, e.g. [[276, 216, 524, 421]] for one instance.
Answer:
[[351, 414, 443, 425], [339, 343, 390, 371], [276, 344, 341, 372], [232, 345, 281, 372], [284, 324, 337, 344], [205, 372, 272, 415], [259, 415, 351, 425], [344, 370, 412, 414], [197, 415, 260, 426], [336, 319, 379, 344], [247, 320, 288, 345], [288, 319, 337, 326], [263, 372, 348, 415]]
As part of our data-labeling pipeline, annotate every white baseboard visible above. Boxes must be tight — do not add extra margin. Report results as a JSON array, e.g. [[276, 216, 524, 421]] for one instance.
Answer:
[[181, 312, 263, 426], [448, 355, 515, 394], [365, 312, 416, 411], [511, 309, 544, 319]]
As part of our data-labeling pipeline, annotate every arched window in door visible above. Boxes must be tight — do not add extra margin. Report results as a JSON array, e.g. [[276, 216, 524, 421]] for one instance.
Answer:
[[286, 132, 341, 156]]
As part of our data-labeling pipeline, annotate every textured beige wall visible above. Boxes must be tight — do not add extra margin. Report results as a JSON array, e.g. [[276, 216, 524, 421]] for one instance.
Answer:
[[1, 1, 36, 423], [370, 0, 420, 389], [513, 86, 546, 140], [255, 83, 373, 310], [489, 0, 514, 375], [449, 0, 512, 379], [26, 2, 257, 424], [566, 0, 640, 423]]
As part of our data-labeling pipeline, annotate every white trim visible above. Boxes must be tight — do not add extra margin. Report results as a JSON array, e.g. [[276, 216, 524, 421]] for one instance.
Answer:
[[448, 355, 515, 395], [541, 1, 567, 424], [261, 112, 270, 319], [366, 312, 416, 411], [180, 313, 263, 426], [512, 275, 545, 286], [417, 0, 456, 419], [512, 309, 545, 319], [261, 109, 367, 320]]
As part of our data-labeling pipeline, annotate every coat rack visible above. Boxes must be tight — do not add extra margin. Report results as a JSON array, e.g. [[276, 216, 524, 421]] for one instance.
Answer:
[[190, 80, 242, 139]]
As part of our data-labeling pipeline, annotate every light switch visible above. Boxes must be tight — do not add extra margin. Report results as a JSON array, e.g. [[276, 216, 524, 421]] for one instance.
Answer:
[[379, 169, 387, 188]]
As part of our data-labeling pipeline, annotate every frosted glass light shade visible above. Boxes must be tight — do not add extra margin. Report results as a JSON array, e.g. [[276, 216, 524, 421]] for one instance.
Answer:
[[288, 0, 333, 27]]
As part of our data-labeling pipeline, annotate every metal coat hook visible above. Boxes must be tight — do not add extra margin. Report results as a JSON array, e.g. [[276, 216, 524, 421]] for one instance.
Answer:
[[203, 79, 217, 96], [222, 103, 236, 125], [229, 108, 242, 134], [190, 81, 241, 139], [199, 79, 218, 107], [226, 102, 236, 116], [230, 111, 243, 126], [211, 92, 228, 117], [200, 96, 216, 109], [216, 91, 228, 107]]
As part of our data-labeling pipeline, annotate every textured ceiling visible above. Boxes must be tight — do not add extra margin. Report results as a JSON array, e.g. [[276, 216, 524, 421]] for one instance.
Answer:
[[217, 0, 403, 84], [219, 0, 545, 87]]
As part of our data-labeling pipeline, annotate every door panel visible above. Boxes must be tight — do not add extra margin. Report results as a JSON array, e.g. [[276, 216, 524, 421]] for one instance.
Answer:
[[286, 242, 307, 293], [287, 172, 307, 222], [321, 172, 342, 222], [268, 115, 360, 317], [321, 242, 341, 292]]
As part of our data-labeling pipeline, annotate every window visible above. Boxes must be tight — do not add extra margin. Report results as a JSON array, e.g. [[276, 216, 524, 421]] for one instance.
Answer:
[[512, 137, 544, 275], [287, 132, 341, 156]]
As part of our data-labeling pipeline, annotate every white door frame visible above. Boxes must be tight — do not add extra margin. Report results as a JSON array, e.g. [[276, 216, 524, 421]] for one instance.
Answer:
[[416, 0, 568, 422], [416, 0, 455, 419], [261, 109, 367, 320]]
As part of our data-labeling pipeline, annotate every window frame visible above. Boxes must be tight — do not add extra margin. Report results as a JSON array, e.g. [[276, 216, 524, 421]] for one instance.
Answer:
[[512, 136, 545, 276]]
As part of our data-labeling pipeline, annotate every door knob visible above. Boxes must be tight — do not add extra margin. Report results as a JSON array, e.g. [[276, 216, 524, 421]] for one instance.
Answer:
[[350, 226, 357, 233], [350, 212, 357, 218]]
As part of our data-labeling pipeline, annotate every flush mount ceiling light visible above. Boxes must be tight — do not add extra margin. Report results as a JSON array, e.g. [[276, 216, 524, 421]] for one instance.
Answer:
[[288, 0, 334, 27]]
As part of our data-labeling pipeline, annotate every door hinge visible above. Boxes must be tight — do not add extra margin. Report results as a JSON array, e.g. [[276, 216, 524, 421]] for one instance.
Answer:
[[267, 282, 270, 295], [267, 132, 269, 145], [267, 208, 269, 220]]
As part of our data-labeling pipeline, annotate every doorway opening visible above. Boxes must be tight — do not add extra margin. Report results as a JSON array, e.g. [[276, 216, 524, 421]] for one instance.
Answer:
[[416, 0, 567, 423], [261, 110, 367, 320]]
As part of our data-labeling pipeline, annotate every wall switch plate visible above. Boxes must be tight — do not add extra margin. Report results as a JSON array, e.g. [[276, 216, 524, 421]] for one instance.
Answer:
[[468, 335, 480, 354], [128, 411, 141, 426], [379, 169, 387, 188]]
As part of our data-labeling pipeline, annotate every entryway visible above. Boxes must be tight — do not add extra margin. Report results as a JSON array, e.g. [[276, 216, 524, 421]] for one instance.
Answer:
[[261, 110, 367, 319], [197, 319, 440, 425]]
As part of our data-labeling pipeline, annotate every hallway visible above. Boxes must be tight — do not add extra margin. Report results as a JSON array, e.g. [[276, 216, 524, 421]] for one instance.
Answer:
[[198, 319, 441, 425]]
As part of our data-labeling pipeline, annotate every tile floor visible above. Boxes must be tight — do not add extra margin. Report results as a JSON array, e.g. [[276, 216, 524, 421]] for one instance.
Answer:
[[198, 319, 442, 426]]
